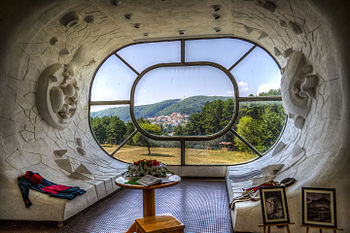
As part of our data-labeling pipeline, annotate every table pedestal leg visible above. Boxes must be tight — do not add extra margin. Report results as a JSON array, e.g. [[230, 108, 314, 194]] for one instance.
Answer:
[[125, 222, 136, 233], [143, 189, 155, 217]]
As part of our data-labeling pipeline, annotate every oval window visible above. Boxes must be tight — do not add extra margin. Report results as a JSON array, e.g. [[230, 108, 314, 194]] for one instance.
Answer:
[[131, 64, 237, 138], [89, 38, 285, 165]]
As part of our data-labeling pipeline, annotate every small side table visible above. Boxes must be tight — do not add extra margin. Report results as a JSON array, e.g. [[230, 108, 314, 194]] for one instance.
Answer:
[[115, 175, 182, 233], [135, 214, 185, 233]]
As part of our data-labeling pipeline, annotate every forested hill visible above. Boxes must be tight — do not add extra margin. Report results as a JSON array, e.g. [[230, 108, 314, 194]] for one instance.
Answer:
[[90, 95, 232, 122]]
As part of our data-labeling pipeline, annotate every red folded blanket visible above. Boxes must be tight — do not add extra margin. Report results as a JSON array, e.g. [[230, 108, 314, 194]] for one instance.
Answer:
[[42, 185, 72, 194]]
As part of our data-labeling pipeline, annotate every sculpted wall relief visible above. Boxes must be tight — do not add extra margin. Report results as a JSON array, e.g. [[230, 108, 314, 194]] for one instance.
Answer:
[[281, 51, 318, 129], [36, 45, 88, 129]]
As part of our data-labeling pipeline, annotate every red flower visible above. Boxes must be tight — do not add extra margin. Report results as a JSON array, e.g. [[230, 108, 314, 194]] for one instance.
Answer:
[[133, 159, 160, 167], [134, 161, 140, 166]]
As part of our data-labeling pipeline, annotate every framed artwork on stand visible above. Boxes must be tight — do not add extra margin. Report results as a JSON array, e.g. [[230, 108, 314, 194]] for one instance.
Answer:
[[260, 186, 290, 224], [301, 187, 336, 228]]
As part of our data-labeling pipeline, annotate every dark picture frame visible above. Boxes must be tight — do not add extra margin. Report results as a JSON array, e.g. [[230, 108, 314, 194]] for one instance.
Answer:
[[259, 186, 290, 224], [302, 187, 336, 228]]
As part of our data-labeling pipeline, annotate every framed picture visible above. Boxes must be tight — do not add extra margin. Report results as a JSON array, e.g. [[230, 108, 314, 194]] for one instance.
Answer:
[[259, 186, 290, 224], [302, 187, 336, 228]]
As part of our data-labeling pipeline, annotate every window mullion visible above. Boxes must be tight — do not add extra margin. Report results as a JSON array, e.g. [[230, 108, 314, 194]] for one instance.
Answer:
[[181, 39, 185, 63], [181, 139, 185, 166], [238, 96, 282, 102], [229, 128, 263, 157], [114, 53, 140, 75], [111, 129, 138, 156], [90, 100, 131, 105], [228, 45, 256, 71]]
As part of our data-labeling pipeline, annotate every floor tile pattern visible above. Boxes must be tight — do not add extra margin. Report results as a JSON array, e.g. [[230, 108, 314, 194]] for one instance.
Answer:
[[0, 179, 232, 233]]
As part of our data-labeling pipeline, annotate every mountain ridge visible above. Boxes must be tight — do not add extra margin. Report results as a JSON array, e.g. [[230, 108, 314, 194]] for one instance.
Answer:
[[90, 95, 232, 122]]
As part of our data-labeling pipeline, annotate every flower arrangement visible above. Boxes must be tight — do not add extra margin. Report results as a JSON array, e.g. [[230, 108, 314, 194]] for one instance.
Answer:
[[125, 159, 170, 178]]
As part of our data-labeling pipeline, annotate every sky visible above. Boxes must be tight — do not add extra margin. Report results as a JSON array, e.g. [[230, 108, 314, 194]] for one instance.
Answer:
[[134, 66, 234, 105], [90, 38, 281, 111]]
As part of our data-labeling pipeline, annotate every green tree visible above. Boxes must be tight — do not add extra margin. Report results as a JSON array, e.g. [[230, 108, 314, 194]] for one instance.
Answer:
[[184, 112, 204, 135], [90, 116, 126, 145], [220, 99, 235, 129], [125, 121, 136, 145], [201, 100, 223, 134], [91, 92, 285, 155], [183, 99, 235, 136], [260, 103, 285, 149], [239, 103, 265, 119], [133, 122, 162, 154], [234, 116, 266, 152], [90, 116, 107, 144], [106, 116, 126, 145], [258, 88, 281, 96], [234, 102, 285, 153], [174, 124, 185, 135]]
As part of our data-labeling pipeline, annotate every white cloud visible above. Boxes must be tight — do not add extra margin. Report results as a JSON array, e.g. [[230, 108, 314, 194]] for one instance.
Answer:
[[237, 81, 249, 92], [257, 81, 280, 95]]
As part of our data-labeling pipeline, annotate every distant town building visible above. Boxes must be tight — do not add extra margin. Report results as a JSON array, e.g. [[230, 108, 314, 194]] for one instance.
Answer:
[[219, 142, 234, 151], [147, 112, 189, 127]]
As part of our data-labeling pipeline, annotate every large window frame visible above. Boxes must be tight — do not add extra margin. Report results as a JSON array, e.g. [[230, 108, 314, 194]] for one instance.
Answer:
[[89, 37, 285, 166]]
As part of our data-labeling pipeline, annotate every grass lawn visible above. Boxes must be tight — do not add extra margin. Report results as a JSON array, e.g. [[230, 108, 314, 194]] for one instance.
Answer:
[[102, 144, 257, 165]]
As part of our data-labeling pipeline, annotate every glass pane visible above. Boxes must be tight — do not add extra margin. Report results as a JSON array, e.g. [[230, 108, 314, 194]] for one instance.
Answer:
[[90, 105, 132, 153], [115, 139, 181, 165], [185, 38, 254, 69], [91, 55, 137, 101], [185, 132, 258, 165], [90, 104, 131, 122], [90, 105, 181, 165], [117, 41, 181, 73], [230, 47, 281, 97], [133, 65, 235, 136], [234, 101, 286, 154]]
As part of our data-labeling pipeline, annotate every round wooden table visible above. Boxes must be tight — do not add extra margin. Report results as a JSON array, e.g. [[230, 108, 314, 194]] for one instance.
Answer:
[[115, 175, 181, 217], [115, 175, 181, 233]]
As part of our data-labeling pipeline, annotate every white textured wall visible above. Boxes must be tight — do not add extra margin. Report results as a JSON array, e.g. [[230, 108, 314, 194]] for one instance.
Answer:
[[0, 0, 348, 229], [0, 1, 130, 221], [226, 0, 350, 231]]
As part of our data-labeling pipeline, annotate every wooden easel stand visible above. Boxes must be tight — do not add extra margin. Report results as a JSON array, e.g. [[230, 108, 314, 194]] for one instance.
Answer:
[[258, 222, 294, 233], [301, 225, 344, 233]]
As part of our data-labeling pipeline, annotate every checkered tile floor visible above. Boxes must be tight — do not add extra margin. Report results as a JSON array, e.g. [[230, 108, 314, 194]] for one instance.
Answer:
[[1, 179, 233, 233]]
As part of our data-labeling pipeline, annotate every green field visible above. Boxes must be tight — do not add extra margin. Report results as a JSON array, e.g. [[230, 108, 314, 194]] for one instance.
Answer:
[[102, 144, 257, 165]]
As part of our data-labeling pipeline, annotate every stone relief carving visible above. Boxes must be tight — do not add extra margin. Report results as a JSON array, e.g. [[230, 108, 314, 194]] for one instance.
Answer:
[[54, 138, 93, 176], [75, 163, 93, 175], [77, 147, 86, 156], [36, 46, 88, 129], [55, 157, 93, 177], [271, 141, 286, 156], [55, 158, 73, 173], [54, 149, 68, 157], [281, 51, 318, 129], [75, 137, 86, 155]]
